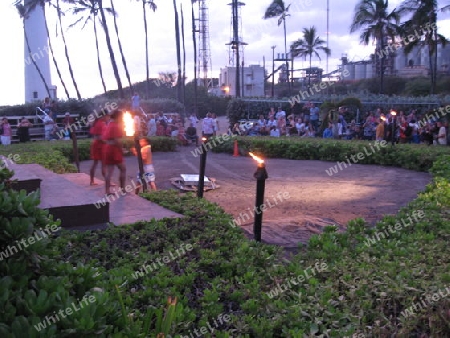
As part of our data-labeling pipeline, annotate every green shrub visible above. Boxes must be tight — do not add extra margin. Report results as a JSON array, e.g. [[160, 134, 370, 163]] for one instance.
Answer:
[[211, 137, 450, 172]]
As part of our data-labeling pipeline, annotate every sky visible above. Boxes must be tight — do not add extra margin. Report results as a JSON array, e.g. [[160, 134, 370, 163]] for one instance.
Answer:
[[0, 0, 449, 106]]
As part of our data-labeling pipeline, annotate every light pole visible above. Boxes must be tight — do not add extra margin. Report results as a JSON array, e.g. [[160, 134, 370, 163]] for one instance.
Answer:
[[271, 45, 276, 98]]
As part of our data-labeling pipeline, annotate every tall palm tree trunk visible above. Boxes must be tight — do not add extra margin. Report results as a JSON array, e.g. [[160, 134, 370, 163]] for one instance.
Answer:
[[143, 1, 150, 99], [379, 32, 385, 94], [42, 3, 70, 99], [110, 0, 133, 94], [181, 4, 186, 110], [99, 0, 123, 99], [191, 3, 198, 116], [94, 18, 107, 94], [309, 53, 312, 87], [173, 0, 182, 103], [56, 0, 82, 100]]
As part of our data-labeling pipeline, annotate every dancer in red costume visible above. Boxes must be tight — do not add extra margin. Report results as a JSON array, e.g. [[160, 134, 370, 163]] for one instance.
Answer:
[[89, 113, 108, 185], [102, 110, 126, 195]]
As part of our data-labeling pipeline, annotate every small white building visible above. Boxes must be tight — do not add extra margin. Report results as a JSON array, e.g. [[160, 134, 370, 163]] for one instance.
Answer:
[[219, 65, 265, 97]]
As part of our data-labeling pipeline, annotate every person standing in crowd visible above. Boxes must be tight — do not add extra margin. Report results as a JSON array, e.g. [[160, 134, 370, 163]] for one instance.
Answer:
[[42, 97, 53, 113], [89, 114, 107, 185], [63, 112, 75, 138], [189, 113, 199, 127], [437, 121, 447, 145], [102, 110, 126, 195], [202, 112, 215, 138], [376, 117, 385, 141], [211, 113, 219, 136], [43, 111, 55, 141], [131, 138, 157, 193], [1, 118, 12, 146], [147, 114, 157, 136], [131, 92, 140, 112], [309, 103, 320, 131], [17, 117, 33, 143]]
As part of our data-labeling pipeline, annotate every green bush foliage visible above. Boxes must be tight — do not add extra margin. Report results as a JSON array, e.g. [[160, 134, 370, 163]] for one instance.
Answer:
[[211, 137, 450, 172], [1, 135, 449, 336]]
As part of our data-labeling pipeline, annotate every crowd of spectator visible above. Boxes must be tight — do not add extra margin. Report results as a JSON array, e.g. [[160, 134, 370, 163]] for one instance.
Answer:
[[234, 103, 449, 146]]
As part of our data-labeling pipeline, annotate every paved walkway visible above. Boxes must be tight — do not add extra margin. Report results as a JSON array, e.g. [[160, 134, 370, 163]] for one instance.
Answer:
[[63, 173, 182, 226]]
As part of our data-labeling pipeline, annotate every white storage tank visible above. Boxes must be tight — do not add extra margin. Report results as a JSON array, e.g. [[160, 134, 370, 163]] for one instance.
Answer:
[[342, 63, 355, 80], [365, 63, 373, 78], [355, 64, 366, 80]]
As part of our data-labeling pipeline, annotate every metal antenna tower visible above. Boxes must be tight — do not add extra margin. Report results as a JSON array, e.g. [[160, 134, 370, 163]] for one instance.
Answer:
[[197, 0, 212, 88], [226, 0, 247, 97]]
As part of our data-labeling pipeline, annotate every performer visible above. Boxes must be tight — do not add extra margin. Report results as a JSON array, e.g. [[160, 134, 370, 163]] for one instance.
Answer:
[[89, 113, 107, 185], [131, 138, 157, 194], [102, 110, 126, 195]]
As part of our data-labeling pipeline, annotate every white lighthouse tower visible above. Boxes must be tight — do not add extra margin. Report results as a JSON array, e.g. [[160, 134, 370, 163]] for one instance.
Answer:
[[24, 0, 56, 103]]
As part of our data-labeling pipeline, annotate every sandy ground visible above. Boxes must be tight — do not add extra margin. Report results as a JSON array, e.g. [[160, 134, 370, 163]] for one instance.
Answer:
[[79, 117, 431, 248]]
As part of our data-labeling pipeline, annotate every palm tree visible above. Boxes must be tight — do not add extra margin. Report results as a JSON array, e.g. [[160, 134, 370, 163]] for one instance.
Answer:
[[173, 0, 182, 103], [350, 0, 400, 94], [181, 3, 186, 110], [55, 0, 82, 99], [16, 3, 52, 99], [109, 0, 133, 94], [98, 0, 123, 98], [263, 0, 291, 93], [21, 0, 71, 99], [68, 0, 111, 94], [398, 0, 448, 94], [139, 0, 157, 99], [290, 26, 331, 88]]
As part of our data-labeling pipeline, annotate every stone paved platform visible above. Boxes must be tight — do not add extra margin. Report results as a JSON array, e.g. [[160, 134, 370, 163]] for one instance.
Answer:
[[63, 173, 182, 226], [8, 162, 182, 230]]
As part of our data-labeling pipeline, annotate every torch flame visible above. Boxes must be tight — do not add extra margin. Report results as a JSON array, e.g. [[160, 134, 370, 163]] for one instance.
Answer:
[[391, 110, 397, 116], [249, 152, 264, 165], [123, 111, 135, 137]]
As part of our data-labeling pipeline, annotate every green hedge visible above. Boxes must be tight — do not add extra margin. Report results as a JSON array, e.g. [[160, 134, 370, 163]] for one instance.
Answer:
[[0, 137, 178, 174], [211, 136, 450, 172]]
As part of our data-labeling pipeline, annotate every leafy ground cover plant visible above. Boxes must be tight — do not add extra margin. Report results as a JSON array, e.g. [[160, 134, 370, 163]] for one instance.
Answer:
[[1, 142, 449, 336]]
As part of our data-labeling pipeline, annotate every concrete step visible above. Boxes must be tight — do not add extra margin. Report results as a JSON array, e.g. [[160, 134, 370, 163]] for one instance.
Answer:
[[9, 163, 109, 229], [62, 173, 182, 226]]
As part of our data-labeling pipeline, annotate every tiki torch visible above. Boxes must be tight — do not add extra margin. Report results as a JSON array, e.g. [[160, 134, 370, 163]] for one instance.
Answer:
[[124, 111, 147, 192], [249, 152, 268, 242], [197, 137, 208, 198], [390, 111, 397, 146]]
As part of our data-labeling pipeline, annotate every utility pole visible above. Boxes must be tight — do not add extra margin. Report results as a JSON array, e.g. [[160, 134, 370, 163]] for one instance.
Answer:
[[271, 45, 276, 98]]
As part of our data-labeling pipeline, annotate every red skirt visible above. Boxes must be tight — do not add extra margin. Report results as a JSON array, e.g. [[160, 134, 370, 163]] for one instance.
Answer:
[[103, 144, 123, 165], [90, 140, 104, 161]]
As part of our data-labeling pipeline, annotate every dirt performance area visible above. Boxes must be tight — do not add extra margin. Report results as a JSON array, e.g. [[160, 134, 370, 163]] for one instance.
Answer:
[[81, 145, 431, 248]]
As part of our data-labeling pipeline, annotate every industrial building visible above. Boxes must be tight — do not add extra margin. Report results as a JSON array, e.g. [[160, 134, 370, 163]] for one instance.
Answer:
[[219, 65, 265, 97], [339, 44, 450, 81]]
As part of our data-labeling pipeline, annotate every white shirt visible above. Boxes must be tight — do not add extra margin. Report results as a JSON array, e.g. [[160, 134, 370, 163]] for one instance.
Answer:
[[296, 122, 305, 133], [275, 110, 286, 120], [438, 126, 447, 145], [43, 115, 54, 131], [267, 119, 277, 128], [189, 116, 198, 127], [270, 129, 280, 137], [202, 117, 214, 135]]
